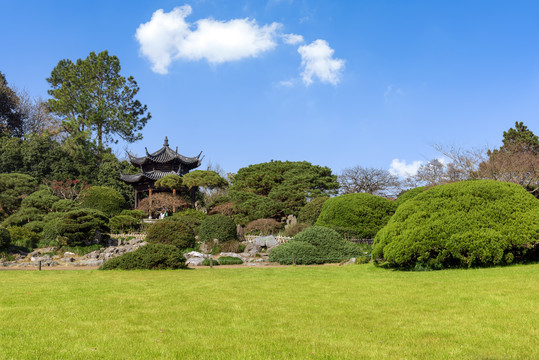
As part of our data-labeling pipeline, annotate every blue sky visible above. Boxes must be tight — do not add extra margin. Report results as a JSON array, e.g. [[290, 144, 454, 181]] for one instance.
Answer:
[[2, 0, 539, 176]]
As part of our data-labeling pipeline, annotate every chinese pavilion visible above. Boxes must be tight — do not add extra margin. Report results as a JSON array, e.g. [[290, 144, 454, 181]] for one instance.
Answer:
[[120, 137, 203, 208]]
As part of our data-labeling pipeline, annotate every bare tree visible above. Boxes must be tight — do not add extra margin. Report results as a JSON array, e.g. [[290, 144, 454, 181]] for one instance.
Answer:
[[338, 166, 401, 197], [15, 89, 61, 136], [433, 144, 486, 180]]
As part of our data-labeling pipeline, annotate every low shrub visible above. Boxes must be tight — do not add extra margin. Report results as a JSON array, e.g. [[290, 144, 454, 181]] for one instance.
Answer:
[[54, 209, 110, 247], [120, 209, 146, 220], [316, 193, 396, 239], [146, 219, 195, 250], [8, 226, 40, 250], [0, 227, 11, 250], [298, 197, 329, 225], [109, 215, 140, 233], [100, 243, 187, 270], [218, 256, 243, 265], [269, 226, 362, 265], [199, 214, 237, 243], [374, 180, 539, 269], [202, 258, 220, 266], [39, 212, 65, 247], [80, 186, 126, 217], [244, 218, 282, 236], [219, 240, 241, 253]]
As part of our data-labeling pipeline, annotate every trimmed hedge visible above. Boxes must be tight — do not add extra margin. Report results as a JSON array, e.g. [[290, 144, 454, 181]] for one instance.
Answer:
[[108, 215, 140, 233], [373, 180, 539, 269], [199, 214, 237, 243], [269, 226, 362, 265], [217, 256, 243, 265], [100, 243, 187, 270], [146, 219, 195, 250], [394, 186, 426, 207], [315, 193, 396, 239], [80, 186, 126, 217], [298, 196, 329, 225]]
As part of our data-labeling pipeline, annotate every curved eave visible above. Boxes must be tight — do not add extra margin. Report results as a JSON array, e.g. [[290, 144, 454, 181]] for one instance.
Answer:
[[128, 147, 202, 166], [120, 170, 181, 183]]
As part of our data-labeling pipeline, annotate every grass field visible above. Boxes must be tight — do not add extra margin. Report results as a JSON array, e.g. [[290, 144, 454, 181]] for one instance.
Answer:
[[1, 264, 538, 359]]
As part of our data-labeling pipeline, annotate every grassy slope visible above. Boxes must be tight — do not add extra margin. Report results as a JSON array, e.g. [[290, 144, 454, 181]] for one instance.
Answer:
[[0, 264, 538, 359]]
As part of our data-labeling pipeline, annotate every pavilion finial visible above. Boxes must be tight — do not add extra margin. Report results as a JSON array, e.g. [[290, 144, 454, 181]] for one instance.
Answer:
[[164, 137, 169, 147]]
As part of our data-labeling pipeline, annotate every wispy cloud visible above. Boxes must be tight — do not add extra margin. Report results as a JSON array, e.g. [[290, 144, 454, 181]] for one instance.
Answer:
[[298, 39, 345, 86], [282, 33, 304, 45], [384, 85, 403, 102], [389, 159, 423, 178]]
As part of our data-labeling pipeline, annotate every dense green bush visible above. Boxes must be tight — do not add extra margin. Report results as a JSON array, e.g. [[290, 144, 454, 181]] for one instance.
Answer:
[[394, 186, 426, 207], [20, 190, 59, 212], [120, 209, 146, 220], [169, 209, 207, 235], [0, 227, 11, 250], [23, 221, 44, 234], [8, 226, 40, 250], [51, 199, 79, 212], [269, 226, 362, 264], [40, 212, 65, 247], [373, 180, 539, 269], [244, 218, 283, 235], [2, 207, 44, 227], [54, 209, 110, 247], [217, 256, 243, 265], [146, 219, 195, 250], [201, 258, 220, 266], [298, 196, 329, 225], [80, 186, 126, 217], [0, 173, 38, 220], [219, 240, 241, 253], [108, 215, 140, 233], [316, 193, 396, 239], [100, 243, 187, 270], [199, 214, 237, 243]]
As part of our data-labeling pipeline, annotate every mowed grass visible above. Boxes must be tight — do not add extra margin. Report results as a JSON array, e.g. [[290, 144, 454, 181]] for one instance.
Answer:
[[1, 264, 538, 359]]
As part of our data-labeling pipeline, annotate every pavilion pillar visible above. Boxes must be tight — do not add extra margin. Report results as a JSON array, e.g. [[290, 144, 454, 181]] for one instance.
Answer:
[[149, 188, 153, 214], [134, 189, 139, 209], [172, 189, 176, 213]]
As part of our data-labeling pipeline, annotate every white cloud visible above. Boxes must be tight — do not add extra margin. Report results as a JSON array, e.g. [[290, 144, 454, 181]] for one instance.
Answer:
[[298, 39, 345, 86], [278, 80, 294, 87], [389, 159, 424, 178], [135, 5, 281, 74], [282, 33, 304, 45]]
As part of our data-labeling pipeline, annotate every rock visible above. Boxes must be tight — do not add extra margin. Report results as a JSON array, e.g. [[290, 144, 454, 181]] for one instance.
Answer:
[[128, 238, 143, 246], [31, 255, 51, 262], [339, 258, 356, 266], [253, 236, 267, 247], [86, 250, 101, 259], [244, 243, 262, 254], [28, 250, 41, 258], [184, 251, 206, 259], [64, 251, 75, 257], [186, 257, 205, 266], [76, 259, 104, 267], [199, 242, 212, 254], [265, 236, 278, 249], [219, 252, 242, 258]]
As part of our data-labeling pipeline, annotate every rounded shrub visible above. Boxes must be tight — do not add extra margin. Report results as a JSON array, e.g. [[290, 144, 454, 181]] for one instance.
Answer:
[[316, 193, 396, 239], [108, 215, 140, 233], [20, 190, 59, 212], [100, 243, 187, 270], [244, 218, 282, 236], [0, 227, 11, 250], [269, 226, 362, 265], [3, 207, 44, 227], [8, 226, 40, 250], [298, 196, 329, 225], [146, 219, 195, 250], [51, 199, 79, 212], [80, 186, 126, 217], [199, 214, 237, 243], [120, 209, 146, 220], [373, 180, 539, 269], [169, 209, 207, 235], [55, 209, 110, 247], [394, 186, 427, 207]]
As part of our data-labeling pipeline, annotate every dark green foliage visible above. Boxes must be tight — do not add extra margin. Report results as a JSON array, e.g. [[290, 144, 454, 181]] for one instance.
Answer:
[[108, 215, 139, 233], [316, 193, 396, 239], [269, 226, 362, 265], [3, 207, 44, 227], [96, 153, 139, 206], [0, 72, 24, 137], [0, 227, 10, 250], [20, 190, 59, 212], [394, 186, 427, 207], [0, 173, 38, 220], [100, 244, 186, 270], [373, 180, 539, 269], [51, 199, 79, 212], [80, 186, 126, 217], [217, 256, 243, 265], [219, 240, 241, 253], [201, 258, 220, 266], [146, 219, 195, 250], [199, 214, 237, 243], [169, 209, 207, 235], [8, 226, 39, 250], [297, 196, 329, 225], [229, 161, 338, 223], [40, 212, 66, 247], [244, 218, 283, 235], [23, 221, 44, 234], [55, 209, 110, 247], [120, 209, 146, 219]]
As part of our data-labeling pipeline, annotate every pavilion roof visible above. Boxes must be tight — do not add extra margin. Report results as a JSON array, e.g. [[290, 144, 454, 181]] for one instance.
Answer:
[[120, 170, 181, 184], [128, 137, 203, 168]]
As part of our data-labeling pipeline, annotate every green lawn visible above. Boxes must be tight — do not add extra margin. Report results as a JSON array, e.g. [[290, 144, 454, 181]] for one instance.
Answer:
[[1, 264, 538, 359]]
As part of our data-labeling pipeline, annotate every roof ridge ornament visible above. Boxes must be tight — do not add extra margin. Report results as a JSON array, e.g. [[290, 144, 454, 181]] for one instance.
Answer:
[[164, 137, 169, 147]]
